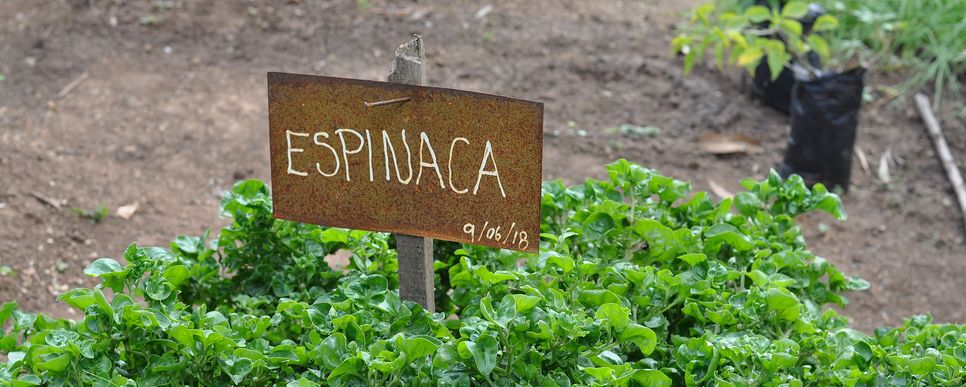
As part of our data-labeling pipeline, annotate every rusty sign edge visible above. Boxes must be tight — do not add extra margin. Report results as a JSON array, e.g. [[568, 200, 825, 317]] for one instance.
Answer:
[[267, 72, 545, 111]]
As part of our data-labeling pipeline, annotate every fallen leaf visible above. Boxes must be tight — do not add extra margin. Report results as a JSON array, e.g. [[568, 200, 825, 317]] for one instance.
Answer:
[[708, 180, 733, 199], [116, 202, 139, 220], [697, 133, 762, 155], [475, 4, 493, 19]]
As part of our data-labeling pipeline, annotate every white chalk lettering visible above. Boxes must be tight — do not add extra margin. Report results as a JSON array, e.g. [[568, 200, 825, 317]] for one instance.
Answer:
[[382, 129, 413, 184], [473, 141, 506, 197], [313, 131, 340, 177], [286, 130, 309, 176], [286, 128, 511, 199], [335, 128, 365, 182], [448, 137, 470, 194], [415, 132, 445, 189], [365, 129, 374, 182]]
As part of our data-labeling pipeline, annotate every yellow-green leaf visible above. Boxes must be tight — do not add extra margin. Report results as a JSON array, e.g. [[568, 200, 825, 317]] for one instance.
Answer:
[[808, 35, 830, 62], [694, 3, 714, 23], [727, 30, 747, 47], [767, 52, 788, 81], [781, 2, 808, 19], [779, 19, 803, 37], [736, 46, 763, 67], [812, 14, 838, 32], [744, 5, 770, 23]]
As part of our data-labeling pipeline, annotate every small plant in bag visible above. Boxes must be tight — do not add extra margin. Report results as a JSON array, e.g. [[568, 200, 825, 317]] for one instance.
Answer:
[[673, 0, 870, 191]]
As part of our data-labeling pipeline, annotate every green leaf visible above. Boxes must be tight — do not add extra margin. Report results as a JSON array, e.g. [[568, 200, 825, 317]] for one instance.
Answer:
[[398, 335, 439, 361], [767, 51, 789, 81], [693, 3, 714, 23], [779, 19, 803, 36], [345, 274, 388, 302], [583, 212, 616, 239], [511, 294, 541, 314], [467, 335, 499, 376], [321, 228, 349, 244], [630, 369, 672, 387], [480, 296, 516, 328], [59, 289, 96, 310], [286, 378, 318, 387], [140, 247, 177, 264], [35, 353, 71, 372], [621, 323, 657, 355], [744, 5, 770, 23], [704, 224, 754, 251], [44, 330, 79, 349], [766, 287, 801, 321], [540, 252, 575, 273], [736, 46, 763, 67], [163, 265, 190, 286], [909, 357, 936, 376], [631, 219, 684, 261], [432, 344, 460, 369], [221, 356, 253, 385], [781, 2, 808, 19], [328, 357, 364, 382], [847, 277, 871, 291], [319, 332, 348, 370], [151, 353, 186, 372], [596, 303, 630, 332], [143, 276, 173, 301], [578, 289, 623, 307], [678, 253, 706, 266], [807, 35, 830, 61], [84, 258, 123, 277], [0, 302, 16, 326], [734, 192, 763, 216], [370, 350, 406, 373], [812, 14, 838, 31], [168, 325, 199, 348]]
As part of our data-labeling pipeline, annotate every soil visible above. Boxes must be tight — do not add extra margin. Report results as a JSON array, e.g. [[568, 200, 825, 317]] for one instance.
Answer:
[[1, 0, 964, 332]]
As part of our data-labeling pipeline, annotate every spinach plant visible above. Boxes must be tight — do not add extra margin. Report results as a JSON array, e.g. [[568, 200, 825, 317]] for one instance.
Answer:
[[0, 160, 962, 386]]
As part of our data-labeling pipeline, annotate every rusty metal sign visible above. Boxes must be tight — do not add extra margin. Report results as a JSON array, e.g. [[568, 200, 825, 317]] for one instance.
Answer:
[[267, 72, 543, 252]]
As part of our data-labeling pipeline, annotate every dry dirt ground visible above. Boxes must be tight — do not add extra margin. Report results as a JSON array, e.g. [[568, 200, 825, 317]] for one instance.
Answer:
[[1, 0, 964, 332]]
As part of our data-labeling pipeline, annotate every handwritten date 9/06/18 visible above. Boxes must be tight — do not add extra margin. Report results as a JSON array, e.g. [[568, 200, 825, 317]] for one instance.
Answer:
[[463, 221, 529, 251]]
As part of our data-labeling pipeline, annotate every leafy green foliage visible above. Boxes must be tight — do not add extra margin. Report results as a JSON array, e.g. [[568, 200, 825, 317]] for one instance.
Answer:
[[673, 1, 836, 80], [677, 0, 966, 106], [1, 160, 963, 386], [820, 0, 966, 106]]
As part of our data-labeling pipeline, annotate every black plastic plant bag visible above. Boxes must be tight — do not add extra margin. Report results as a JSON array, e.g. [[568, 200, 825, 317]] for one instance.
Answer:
[[779, 68, 865, 192], [751, 52, 821, 114]]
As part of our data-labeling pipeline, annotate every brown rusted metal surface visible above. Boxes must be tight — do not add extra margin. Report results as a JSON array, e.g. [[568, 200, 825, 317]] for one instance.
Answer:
[[267, 72, 543, 253]]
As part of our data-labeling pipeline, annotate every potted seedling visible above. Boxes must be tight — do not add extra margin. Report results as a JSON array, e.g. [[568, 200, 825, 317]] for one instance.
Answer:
[[673, 0, 866, 191]]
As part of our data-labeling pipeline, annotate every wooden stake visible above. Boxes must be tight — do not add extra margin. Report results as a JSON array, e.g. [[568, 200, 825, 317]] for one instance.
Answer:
[[914, 93, 966, 236], [388, 35, 435, 311]]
